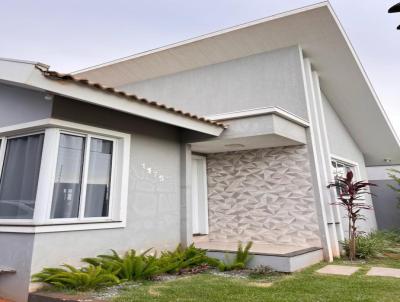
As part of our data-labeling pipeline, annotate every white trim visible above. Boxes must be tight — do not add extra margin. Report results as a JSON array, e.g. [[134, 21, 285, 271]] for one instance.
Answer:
[[0, 119, 131, 233], [0, 118, 130, 138], [205, 106, 309, 127], [330, 154, 359, 170], [0, 132, 45, 222], [301, 56, 334, 261], [34, 128, 60, 224], [191, 155, 209, 235], [330, 154, 361, 181], [0, 221, 125, 233]]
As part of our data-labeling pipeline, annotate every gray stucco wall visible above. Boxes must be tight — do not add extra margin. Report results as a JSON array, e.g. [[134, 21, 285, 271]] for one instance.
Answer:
[[367, 166, 400, 230], [321, 92, 377, 234], [119, 46, 308, 119], [0, 83, 52, 127], [206, 145, 321, 247], [370, 180, 400, 230], [0, 234, 35, 302], [28, 98, 183, 274], [0, 84, 53, 302]]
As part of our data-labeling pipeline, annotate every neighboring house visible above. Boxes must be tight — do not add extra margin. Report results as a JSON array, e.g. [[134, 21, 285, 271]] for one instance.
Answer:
[[367, 165, 400, 230], [0, 2, 399, 302]]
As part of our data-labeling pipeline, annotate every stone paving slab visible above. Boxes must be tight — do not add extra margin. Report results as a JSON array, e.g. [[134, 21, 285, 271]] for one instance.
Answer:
[[367, 267, 400, 278], [316, 265, 360, 276]]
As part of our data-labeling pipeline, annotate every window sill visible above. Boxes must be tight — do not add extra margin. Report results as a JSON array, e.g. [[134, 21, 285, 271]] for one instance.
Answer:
[[0, 220, 126, 233]]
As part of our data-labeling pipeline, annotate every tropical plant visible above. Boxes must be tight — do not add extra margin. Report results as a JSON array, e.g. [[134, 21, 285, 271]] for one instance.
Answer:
[[31, 264, 119, 290], [327, 170, 376, 261], [82, 248, 159, 281], [218, 241, 253, 271], [387, 168, 400, 206], [157, 244, 214, 274]]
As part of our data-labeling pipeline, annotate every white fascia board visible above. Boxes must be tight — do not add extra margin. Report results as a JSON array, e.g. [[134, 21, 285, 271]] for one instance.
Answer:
[[206, 106, 309, 127], [0, 60, 223, 137]]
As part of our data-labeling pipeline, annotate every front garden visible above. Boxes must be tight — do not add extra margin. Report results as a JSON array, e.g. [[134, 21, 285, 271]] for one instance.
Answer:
[[31, 230, 400, 302]]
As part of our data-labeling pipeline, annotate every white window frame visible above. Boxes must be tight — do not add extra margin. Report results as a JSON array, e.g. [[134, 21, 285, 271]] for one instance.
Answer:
[[0, 131, 45, 223], [0, 119, 130, 233], [330, 155, 361, 181], [330, 154, 363, 200]]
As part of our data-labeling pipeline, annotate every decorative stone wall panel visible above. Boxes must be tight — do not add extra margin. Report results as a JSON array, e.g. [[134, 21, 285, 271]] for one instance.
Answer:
[[206, 146, 321, 247]]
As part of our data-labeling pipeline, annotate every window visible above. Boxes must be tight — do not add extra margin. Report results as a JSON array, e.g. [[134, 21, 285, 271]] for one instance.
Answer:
[[0, 119, 130, 232], [50, 134, 113, 219], [51, 134, 86, 219], [331, 158, 356, 196], [0, 134, 44, 219], [85, 138, 113, 218]]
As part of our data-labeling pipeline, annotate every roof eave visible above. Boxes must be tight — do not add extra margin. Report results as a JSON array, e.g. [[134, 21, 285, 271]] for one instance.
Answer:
[[0, 60, 224, 136]]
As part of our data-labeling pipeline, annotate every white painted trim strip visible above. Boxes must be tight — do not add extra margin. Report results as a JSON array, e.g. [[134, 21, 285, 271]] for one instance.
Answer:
[[0, 221, 126, 233], [0, 118, 129, 137], [205, 106, 309, 127]]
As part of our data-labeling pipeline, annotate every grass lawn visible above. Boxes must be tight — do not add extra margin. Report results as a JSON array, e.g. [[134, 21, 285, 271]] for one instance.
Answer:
[[113, 257, 400, 302]]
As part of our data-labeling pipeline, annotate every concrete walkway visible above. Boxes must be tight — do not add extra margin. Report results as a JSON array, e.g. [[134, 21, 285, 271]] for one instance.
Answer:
[[367, 267, 400, 278], [316, 265, 360, 276], [316, 264, 400, 278]]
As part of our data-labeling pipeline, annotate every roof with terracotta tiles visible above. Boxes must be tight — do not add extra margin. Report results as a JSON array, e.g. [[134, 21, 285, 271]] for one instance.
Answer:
[[35, 64, 226, 129]]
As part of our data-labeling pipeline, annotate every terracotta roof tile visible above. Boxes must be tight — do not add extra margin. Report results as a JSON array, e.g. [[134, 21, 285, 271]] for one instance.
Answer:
[[35, 65, 226, 129]]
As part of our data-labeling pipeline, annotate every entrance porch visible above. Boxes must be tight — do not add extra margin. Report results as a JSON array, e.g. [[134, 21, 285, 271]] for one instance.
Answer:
[[187, 109, 324, 271]]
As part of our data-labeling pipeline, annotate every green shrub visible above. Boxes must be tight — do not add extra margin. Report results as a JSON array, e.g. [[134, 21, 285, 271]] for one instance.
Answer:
[[218, 241, 253, 271], [32, 244, 224, 291], [342, 232, 386, 259], [82, 248, 159, 281], [374, 230, 400, 245], [31, 264, 119, 290], [157, 244, 214, 274]]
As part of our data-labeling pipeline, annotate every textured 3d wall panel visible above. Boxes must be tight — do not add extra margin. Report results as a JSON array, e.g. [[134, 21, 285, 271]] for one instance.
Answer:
[[206, 146, 321, 247]]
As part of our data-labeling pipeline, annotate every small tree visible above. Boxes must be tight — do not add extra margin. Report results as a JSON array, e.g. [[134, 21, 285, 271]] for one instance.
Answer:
[[387, 168, 400, 204], [327, 171, 376, 261]]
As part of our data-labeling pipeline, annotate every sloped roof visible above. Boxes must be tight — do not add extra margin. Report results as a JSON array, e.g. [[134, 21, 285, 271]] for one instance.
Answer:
[[36, 65, 225, 128], [74, 2, 400, 166], [0, 58, 225, 136]]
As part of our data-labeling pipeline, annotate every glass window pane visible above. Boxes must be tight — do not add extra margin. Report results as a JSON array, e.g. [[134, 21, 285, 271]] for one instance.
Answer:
[[0, 134, 44, 219], [51, 134, 85, 218], [84, 138, 113, 217]]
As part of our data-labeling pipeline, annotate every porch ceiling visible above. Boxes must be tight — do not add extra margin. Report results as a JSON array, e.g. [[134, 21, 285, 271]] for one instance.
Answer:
[[190, 111, 307, 153], [191, 133, 303, 153]]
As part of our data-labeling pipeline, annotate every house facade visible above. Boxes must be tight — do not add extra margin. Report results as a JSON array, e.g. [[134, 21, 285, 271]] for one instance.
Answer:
[[0, 3, 399, 302]]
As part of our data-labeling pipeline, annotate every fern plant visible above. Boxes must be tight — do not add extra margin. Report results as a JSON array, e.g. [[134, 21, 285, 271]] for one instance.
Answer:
[[157, 244, 212, 274], [32, 264, 119, 290], [218, 241, 253, 271], [82, 248, 159, 281]]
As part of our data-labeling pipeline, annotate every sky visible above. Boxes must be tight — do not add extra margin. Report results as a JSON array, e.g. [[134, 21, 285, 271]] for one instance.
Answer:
[[1, 0, 399, 136]]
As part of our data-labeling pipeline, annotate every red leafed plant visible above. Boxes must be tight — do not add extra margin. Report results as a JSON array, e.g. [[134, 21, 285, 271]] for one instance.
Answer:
[[327, 170, 377, 261]]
